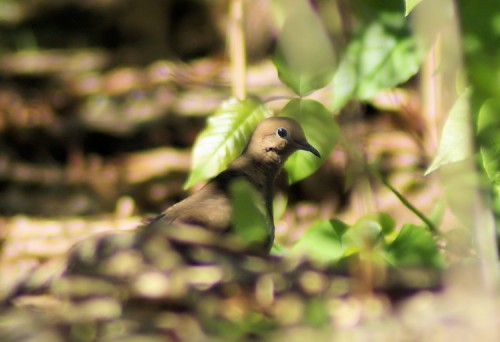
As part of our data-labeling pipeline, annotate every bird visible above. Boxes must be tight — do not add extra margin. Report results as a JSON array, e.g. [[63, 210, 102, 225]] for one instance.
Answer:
[[140, 117, 321, 253]]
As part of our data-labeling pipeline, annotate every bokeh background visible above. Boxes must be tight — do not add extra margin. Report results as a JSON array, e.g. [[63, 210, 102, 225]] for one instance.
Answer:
[[0, 0, 437, 281], [1, 0, 500, 340]]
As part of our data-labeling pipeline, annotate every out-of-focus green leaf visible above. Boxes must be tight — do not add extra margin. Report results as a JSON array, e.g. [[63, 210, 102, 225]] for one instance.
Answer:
[[478, 99, 500, 228], [405, 0, 423, 16], [458, 0, 500, 256], [478, 98, 500, 184], [292, 214, 392, 264], [341, 214, 386, 256], [184, 97, 272, 189], [386, 224, 444, 268], [360, 212, 396, 236], [294, 212, 443, 270], [273, 192, 288, 222], [273, 0, 336, 96], [270, 242, 287, 256], [291, 219, 348, 263], [230, 179, 270, 250], [458, 0, 500, 103], [280, 99, 339, 183], [425, 89, 473, 175], [331, 1, 421, 110]]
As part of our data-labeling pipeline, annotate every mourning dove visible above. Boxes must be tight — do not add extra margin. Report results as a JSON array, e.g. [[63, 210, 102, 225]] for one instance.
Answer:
[[143, 117, 320, 252]]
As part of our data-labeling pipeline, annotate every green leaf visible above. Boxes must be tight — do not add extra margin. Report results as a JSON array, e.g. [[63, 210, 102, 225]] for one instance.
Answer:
[[386, 224, 444, 268], [230, 179, 270, 251], [478, 99, 500, 228], [361, 212, 396, 236], [273, 0, 336, 96], [341, 214, 386, 254], [405, 0, 423, 16], [458, 0, 500, 102], [425, 89, 473, 175], [184, 97, 272, 189], [280, 99, 339, 183], [331, 5, 421, 110], [478, 98, 500, 184], [291, 219, 348, 263], [270, 242, 287, 256], [272, 192, 288, 222]]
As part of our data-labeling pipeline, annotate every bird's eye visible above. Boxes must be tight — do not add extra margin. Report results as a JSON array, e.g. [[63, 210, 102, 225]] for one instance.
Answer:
[[276, 127, 288, 138]]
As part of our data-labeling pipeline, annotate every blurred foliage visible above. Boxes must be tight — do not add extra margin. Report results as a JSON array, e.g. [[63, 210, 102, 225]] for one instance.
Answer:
[[0, 0, 499, 340], [292, 212, 443, 269], [273, 0, 336, 96], [331, 0, 421, 110], [460, 0, 500, 233], [425, 89, 472, 175]]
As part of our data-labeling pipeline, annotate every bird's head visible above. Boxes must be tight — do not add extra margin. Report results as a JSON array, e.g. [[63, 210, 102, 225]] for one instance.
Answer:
[[245, 117, 321, 166]]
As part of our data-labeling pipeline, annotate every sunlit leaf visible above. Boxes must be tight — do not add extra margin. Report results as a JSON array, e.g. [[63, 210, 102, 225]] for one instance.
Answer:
[[280, 99, 339, 183], [331, 4, 421, 110], [273, 0, 336, 96], [270, 242, 287, 256], [184, 97, 272, 189], [478, 98, 500, 184], [361, 212, 396, 236], [341, 214, 386, 254], [405, 0, 423, 16], [425, 89, 473, 175], [273, 192, 288, 222], [478, 99, 500, 227], [386, 224, 444, 268], [291, 219, 348, 263]]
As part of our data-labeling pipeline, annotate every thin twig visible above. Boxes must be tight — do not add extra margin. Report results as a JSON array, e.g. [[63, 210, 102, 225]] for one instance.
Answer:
[[228, 0, 247, 100], [369, 166, 439, 234]]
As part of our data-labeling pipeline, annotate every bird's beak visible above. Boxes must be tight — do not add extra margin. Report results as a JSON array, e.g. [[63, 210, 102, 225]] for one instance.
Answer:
[[299, 142, 321, 158]]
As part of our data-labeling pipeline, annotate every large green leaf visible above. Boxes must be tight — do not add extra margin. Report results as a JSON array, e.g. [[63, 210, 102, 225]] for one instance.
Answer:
[[230, 179, 270, 251], [292, 213, 393, 264], [425, 89, 473, 175], [478, 98, 500, 184], [273, 0, 336, 96], [478, 99, 500, 223], [280, 99, 339, 183], [331, 2, 421, 110], [291, 219, 348, 263], [184, 97, 272, 189], [341, 213, 388, 256], [386, 224, 444, 268]]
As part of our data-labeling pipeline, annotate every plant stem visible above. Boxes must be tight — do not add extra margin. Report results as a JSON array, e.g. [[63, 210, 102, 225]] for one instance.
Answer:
[[228, 0, 247, 100], [370, 166, 438, 234]]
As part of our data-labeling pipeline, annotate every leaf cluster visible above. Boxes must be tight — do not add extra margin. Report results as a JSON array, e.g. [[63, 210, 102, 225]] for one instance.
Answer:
[[292, 213, 443, 270], [185, 0, 449, 274]]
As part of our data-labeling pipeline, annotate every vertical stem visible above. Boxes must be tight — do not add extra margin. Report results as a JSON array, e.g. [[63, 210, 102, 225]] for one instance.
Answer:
[[422, 33, 442, 157], [228, 0, 247, 100]]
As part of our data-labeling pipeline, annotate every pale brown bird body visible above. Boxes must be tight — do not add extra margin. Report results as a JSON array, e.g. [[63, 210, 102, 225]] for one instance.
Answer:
[[147, 117, 320, 252]]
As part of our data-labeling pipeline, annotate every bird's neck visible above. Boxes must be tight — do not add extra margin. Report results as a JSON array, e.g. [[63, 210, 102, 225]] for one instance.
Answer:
[[228, 153, 283, 188]]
